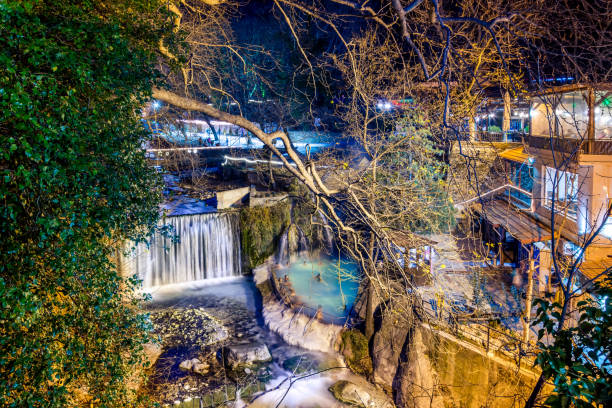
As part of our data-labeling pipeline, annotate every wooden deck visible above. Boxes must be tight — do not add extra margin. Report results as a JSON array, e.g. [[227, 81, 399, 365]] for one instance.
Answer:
[[477, 200, 553, 244]]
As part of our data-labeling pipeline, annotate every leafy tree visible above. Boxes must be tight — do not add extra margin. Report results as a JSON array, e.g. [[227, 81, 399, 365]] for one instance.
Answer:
[[532, 276, 612, 407], [0, 1, 168, 406]]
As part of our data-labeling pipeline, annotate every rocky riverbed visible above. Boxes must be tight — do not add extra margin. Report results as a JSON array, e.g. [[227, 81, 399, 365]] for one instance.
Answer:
[[142, 278, 376, 407]]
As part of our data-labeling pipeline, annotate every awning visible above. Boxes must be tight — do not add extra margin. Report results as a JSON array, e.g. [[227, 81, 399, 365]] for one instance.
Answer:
[[499, 146, 528, 163], [478, 200, 553, 244]]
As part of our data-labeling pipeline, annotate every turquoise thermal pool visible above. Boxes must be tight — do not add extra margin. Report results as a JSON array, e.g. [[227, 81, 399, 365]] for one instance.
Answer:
[[279, 257, 360, 321]]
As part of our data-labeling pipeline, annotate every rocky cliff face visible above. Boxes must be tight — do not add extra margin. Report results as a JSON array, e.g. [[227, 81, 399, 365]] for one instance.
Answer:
[[369, 310, 541, 408], [371, 307, 412, 390], [393, 327, 444, 408]]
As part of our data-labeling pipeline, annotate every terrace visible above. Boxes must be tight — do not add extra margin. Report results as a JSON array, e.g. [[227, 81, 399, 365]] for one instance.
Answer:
[[528, 84, 612, 155]]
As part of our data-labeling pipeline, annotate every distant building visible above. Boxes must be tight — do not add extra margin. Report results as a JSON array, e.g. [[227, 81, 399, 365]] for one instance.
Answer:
[[180, 119, 252, 139]]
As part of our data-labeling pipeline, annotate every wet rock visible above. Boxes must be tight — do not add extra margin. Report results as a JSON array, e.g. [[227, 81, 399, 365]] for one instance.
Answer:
[[178, 358, 210, 375], [262, 299, 342, 353], [281, 354, 318, 375], [224, 342, 272, 368], [150, 307, 229, 349], [329, 380, 394, 408]]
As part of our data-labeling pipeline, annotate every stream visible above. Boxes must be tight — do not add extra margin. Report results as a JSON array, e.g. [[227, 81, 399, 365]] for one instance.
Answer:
[[125, 211, 367, 407], [143, 277, 353, 407]]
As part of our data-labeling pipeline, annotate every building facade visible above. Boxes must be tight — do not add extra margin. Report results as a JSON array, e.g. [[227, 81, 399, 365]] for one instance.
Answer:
[[475, 84, 612, 291]]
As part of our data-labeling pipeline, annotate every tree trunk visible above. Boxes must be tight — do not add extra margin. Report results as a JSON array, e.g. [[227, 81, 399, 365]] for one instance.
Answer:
[[524, 373, 546, 408], [365, 278, 375, 340], [469, 115, 477, 142], [268, 150, 276, 190], [203, 115, 219, 142], [502, 90, 511, 133], [523, 251, 535, 344], [365, 229, 377, 341]]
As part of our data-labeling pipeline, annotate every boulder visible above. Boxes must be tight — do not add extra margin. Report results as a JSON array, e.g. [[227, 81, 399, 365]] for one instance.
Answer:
[[143, 342, 163, 368], [225, 343, 272, 368], [179, 358, 210, 375], [329, 380, 394, 408], [281, 354, 318, 375]]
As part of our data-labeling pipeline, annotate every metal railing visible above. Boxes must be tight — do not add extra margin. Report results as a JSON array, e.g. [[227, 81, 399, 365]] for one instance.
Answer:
[[448, 316, 538, 365], [458, 131, 526, 143], [454, 183, 532, 209], [528, 134, 612, 155]]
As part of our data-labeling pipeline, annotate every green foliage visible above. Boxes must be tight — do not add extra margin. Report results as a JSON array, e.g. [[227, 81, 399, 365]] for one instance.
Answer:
[[381, 114, 456, 233], [488, 125, 502, 132], [239, 203, 291, 269], [0, 1, 168, 406], [340, 329, 373, 377], [533, 277, 612, 407]]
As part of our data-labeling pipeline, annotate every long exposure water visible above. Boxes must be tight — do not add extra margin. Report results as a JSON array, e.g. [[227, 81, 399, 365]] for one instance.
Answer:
[[126, 211, 361, 406], [127, 212, 241, 287]]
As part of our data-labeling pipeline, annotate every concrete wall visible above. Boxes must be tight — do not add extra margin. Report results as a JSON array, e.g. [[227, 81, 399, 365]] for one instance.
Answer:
[[249, 192, 288, 208], [216, 186, 249, 209]]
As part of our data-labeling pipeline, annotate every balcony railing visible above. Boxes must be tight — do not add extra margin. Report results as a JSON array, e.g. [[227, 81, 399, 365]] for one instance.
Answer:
[[457, 131, 525, 143], [528, 135, 612, 155]]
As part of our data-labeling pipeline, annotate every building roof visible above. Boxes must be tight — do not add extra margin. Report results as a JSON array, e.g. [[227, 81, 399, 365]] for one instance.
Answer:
[[499, 146, 528, 163], [477, 200, 554, 244], [529, 83, 612, 97], [578, 257, 612, 283]]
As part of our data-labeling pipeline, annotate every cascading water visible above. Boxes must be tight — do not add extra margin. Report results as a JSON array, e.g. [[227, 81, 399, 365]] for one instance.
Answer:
[[128, 212, 241, 287], [276, 231, 289, 266], [316, 210, 335, 251], [276, 224, 308, 266]]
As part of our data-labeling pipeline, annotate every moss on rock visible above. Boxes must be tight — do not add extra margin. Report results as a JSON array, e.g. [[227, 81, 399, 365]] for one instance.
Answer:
[[340, 329, 373, 377], [239, 202, 291, 270]]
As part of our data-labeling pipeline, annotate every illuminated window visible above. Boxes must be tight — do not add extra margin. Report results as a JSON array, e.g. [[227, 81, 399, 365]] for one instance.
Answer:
[[543, 166, 579, 219], [594, 91, 612, 140], [530, 91, 589, 139], [557, 91, 588, 139]]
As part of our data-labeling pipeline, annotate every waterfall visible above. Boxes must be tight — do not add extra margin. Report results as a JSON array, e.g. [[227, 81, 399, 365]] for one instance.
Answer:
[[128, 212, 241, 287], [276, 229, 290, 266], [317, 210, 335, 251], [276, 224, 309, 266]]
